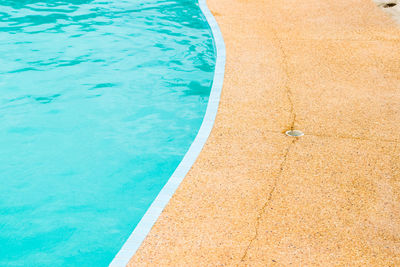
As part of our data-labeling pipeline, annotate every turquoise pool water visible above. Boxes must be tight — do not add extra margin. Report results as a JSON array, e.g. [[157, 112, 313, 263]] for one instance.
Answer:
[[0, 0, 215, 265]]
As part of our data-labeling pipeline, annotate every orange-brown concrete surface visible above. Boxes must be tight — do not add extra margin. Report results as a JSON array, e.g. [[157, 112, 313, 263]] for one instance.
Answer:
[[129, 0, 400, 265]]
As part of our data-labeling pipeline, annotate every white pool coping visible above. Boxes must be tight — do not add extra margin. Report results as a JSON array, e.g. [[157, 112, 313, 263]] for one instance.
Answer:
[[109, 0, 225, 266]]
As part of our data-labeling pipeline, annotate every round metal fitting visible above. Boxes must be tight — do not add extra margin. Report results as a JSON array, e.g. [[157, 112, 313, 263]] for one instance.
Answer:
[[285, 130, 304, 137]]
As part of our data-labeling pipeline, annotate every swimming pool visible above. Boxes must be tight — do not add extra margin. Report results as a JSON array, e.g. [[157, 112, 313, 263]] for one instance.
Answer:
[[0, 0, 216, 265]]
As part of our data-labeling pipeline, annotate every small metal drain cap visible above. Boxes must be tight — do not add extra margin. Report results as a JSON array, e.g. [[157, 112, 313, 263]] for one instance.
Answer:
[[285, 130, 304, 137]]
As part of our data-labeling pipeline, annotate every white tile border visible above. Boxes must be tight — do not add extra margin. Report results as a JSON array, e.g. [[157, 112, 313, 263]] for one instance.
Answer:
[[109, 0, 225, 266]]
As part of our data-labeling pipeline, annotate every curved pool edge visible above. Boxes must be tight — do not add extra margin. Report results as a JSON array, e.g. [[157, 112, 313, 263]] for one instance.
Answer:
[[109, 0, 225, 266]]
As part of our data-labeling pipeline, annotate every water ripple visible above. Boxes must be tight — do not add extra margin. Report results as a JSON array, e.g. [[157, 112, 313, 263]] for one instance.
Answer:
[[0, 0, 215, 265]]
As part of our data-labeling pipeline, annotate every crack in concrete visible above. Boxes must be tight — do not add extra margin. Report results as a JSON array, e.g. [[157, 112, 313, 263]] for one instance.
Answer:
[[237, 27, 300, 264], [260, 130, 399, 144], [307, 133, 399, 143], [264, 130, 399, 143], [271, 28, 297, 131], [239, 138, 296, 264]]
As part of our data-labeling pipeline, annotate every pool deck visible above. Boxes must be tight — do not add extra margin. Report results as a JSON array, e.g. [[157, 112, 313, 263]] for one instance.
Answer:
[[128, 0, 400, 265]]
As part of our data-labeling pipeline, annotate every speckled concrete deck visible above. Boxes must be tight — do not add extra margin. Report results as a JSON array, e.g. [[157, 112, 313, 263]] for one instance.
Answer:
[[128, 0, 400, 265]]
